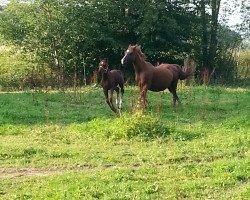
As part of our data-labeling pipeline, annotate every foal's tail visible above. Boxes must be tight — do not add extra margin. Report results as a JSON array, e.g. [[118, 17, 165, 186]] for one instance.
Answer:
[[179, 65, 193, 80]]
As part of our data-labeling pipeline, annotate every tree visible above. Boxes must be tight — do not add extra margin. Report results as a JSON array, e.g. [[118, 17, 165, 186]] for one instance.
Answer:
[[197, 0, 221, 84], [0, 0, 244, 89]]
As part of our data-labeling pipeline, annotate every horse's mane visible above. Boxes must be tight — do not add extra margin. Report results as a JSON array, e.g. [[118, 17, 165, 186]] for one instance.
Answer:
[[134, 45, 147, 61]]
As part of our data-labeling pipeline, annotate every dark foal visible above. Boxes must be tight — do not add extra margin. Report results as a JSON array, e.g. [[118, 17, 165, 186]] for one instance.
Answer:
[[121, 45, 192, 108], [98, 58, 124, 113]]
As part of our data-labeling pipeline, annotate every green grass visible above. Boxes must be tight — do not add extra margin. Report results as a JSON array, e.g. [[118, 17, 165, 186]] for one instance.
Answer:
[[0, 85, 249, 199]]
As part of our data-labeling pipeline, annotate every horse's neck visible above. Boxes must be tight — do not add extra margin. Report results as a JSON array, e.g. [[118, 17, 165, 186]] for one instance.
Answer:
[[102, 72, 110, 80], [133, 56, 147, 74]]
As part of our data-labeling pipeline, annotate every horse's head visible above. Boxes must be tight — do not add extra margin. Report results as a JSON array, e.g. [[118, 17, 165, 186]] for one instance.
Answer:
[[98, 58, 109, 73], [121, 45, 142, 67]]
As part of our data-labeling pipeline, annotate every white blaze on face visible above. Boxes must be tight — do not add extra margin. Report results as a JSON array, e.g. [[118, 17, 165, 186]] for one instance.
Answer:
[[121, 49, 130, 65], [99, 61, 106, 71]]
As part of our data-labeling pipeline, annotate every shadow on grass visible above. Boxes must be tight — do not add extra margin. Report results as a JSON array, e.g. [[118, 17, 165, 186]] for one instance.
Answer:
[[169, 129, 204, 142]]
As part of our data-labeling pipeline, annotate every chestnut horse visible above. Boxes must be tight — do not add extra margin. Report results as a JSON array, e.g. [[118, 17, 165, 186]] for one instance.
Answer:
[[121, 45, 192, 108], [98, 58, 124, 113]]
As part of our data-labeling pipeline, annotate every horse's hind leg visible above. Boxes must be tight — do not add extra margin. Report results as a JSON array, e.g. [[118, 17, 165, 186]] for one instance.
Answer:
[[168, 81, 180, 106], [172, 90, 180, 106], [114, 87, 120, 109], [118, 83, 124, 109]]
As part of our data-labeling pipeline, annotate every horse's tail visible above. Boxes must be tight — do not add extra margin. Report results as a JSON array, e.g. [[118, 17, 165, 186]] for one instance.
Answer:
[[179, 65, 193, 80]]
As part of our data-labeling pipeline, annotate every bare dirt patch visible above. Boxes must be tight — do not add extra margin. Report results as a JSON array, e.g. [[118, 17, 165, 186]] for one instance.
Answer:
[[0, 164, 95, 179], [0, 163, 140, 179]]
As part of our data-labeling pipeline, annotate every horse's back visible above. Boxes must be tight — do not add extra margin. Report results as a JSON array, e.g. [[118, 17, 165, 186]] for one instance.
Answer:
[[157, 64, 182, 80], [110, 70, 124, 84], [159, 64, 192, 80], [148, 65, 174, 91]]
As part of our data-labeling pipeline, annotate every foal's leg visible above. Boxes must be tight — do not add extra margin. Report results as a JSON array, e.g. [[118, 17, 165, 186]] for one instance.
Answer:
[[109, 89, 117, 112], [104, 89, 116, 112], [114, 87, 120, 109], [118, 83, 124, 109]]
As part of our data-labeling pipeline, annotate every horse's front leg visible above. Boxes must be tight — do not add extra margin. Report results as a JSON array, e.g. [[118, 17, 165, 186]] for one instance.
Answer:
[[104, 89, 116, 113], [109, 89, 117, 112], [140, 85, 148, 109]]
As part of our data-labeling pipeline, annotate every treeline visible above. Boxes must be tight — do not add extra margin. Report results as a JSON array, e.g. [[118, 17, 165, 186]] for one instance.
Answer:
[[0, 0, 247, 89]]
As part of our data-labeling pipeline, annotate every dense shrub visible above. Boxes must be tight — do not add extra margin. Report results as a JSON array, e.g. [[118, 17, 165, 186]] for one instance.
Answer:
[[83, 111, 170, 140]]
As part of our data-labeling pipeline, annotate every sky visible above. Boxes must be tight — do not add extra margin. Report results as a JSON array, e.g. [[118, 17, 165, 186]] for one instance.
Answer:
[[227, 6, 242, 26], [220, 0, 243, 26], [0, 0, 8, 6]]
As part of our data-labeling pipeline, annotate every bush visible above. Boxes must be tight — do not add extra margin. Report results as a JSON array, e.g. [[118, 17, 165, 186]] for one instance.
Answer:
[[84, 111, 170, 140]]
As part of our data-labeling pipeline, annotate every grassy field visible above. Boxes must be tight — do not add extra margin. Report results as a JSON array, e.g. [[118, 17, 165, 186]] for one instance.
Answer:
[[0, 85, 249, 199]]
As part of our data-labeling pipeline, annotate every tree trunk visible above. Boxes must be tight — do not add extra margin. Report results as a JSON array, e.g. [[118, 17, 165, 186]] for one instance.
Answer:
[[73, 65, 77, 90], [59, 65, 65, 91], [207, 0, 221, 74], [200, 0, 221, 85], [200, 0, 209, 84], [201, 0, 208, 67], [52, 49, 65, 90]]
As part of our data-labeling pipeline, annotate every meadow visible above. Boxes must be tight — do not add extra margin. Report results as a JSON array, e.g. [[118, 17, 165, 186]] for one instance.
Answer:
[[0, 85, 249, 199]]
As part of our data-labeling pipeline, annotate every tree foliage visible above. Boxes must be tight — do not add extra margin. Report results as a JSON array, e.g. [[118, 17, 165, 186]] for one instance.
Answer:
[[0, 0, 244, 89]]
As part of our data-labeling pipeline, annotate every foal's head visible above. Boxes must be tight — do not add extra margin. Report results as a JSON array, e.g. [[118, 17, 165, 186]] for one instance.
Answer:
[[121, 44, 145, 67], [98, 58, 109, 73]]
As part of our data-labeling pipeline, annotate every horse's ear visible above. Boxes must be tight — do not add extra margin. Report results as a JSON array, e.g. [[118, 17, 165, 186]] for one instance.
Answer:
[[134, 45, 141, 51], [104, 58, 108, 62], [132, 44, 137, 49]]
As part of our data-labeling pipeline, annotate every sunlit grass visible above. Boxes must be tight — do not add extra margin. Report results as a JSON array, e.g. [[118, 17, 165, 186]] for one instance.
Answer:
[[0, 85, 249, 199]]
